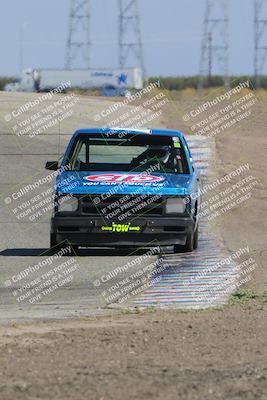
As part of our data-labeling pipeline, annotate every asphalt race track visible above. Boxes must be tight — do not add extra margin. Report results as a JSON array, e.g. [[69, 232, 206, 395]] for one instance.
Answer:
[[0, 92, 238, 323], [0, 92, 162, 323]]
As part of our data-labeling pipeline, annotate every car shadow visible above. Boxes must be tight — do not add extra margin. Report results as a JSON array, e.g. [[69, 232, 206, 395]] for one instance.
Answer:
[[0, 247, 161, 257], [0, 248, 48, 256]]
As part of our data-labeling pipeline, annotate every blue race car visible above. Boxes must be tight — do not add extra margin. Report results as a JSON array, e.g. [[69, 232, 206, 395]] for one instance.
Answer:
[[45, 128, 200, 253]]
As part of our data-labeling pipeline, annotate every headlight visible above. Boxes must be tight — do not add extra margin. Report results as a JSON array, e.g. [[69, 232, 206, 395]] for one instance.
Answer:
[[58, 196, 78, 212], [164, 197, 187, 214]]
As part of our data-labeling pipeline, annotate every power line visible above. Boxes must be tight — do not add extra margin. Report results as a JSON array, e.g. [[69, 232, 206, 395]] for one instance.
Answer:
[[118, 0, 145, 76], [254, 0, 267, 88], [198, 0, 229, 93], [66, 0, 91, 69]]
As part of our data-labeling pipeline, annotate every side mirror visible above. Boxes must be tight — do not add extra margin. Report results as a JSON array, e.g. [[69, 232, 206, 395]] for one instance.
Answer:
[[45, 161, 58, 171]]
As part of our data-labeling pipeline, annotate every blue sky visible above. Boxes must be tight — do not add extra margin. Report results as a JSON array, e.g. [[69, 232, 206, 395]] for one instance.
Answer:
[[0, 0, 263, 77]]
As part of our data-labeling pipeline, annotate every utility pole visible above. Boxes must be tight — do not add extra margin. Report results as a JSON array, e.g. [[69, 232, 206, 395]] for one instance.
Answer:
[[19, 25, 24, 73], [254, 0, 267, 88], [66, 0, 91, 69], [118, 0, 145, 77], [208, 32, 212, 87], [19, 23, 27, 73], [198, 0, 229, 93]]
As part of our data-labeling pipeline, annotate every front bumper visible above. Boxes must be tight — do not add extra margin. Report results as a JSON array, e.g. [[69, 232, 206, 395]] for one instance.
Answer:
[[51, 216, 195, 247]]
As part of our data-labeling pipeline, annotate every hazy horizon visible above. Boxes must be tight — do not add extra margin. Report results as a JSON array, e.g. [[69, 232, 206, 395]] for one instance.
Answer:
[[0, 0, 266, 77]]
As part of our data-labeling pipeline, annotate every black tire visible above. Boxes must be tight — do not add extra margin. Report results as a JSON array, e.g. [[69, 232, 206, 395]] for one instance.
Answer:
[[49, 233, 58, 255], [70, 245, 79, 255], [174, 224, 198, 253], [193, 223, 199, 250], [50, 233, 57, 247], [184, 231, 194, 252], [49, 234, 78, 255], [184, 223, 199, 252]]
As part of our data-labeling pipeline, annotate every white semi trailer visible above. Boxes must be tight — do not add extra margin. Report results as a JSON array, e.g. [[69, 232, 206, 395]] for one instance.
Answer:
[[5, 68, 143, 94]]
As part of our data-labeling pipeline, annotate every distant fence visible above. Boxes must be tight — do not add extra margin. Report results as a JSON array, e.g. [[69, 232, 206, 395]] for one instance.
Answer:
[[148, 76, 267, 91]]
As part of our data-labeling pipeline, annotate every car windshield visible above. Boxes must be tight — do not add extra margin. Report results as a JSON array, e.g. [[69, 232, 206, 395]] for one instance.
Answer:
[[65, 134, 189, 174]]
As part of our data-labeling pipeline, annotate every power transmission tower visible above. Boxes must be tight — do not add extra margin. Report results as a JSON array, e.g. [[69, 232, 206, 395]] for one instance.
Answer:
[[119, 0, 145, 77], [198, 0, 229, 93], [254, 0, 267, 88], [66, 0, 91, 69]]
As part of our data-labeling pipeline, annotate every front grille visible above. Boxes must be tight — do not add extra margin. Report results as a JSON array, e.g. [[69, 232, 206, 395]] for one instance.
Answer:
[[80, 194, 164, 219]]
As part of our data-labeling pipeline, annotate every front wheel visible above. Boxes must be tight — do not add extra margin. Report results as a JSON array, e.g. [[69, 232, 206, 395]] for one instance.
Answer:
[[184, 223, 198, 252], [193, 223, 198, 250], [49, 233, 58, 254], [49, 234, 78, 255], [50, 233, 57, 248], [174, 224, 198, 253]]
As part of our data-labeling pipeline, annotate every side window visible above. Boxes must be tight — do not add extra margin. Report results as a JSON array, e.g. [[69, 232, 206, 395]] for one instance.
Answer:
[[71, 141, 86, 170], [78, 143, 86, 163], [183, 137, 192, 158], [182, 136, 194, 174]]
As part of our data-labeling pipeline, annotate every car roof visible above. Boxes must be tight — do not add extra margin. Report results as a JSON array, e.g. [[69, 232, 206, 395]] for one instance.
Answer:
[[73, 128, 185, 139]]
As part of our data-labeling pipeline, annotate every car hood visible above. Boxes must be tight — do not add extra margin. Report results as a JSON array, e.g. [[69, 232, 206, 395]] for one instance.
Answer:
[[56, 171, 195, 196]]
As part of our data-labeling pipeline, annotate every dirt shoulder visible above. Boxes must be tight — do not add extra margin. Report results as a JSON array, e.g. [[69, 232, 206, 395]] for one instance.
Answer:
[[214, 102, 267, 292], [0, 300, 266, 400]]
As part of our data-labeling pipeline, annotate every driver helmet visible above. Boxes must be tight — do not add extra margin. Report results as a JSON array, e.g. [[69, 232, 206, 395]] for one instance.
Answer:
[[147, 145, 171, 164]]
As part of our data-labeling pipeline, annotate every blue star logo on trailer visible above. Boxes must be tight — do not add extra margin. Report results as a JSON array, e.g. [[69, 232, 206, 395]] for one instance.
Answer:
[[118, 73, 127, 85]]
